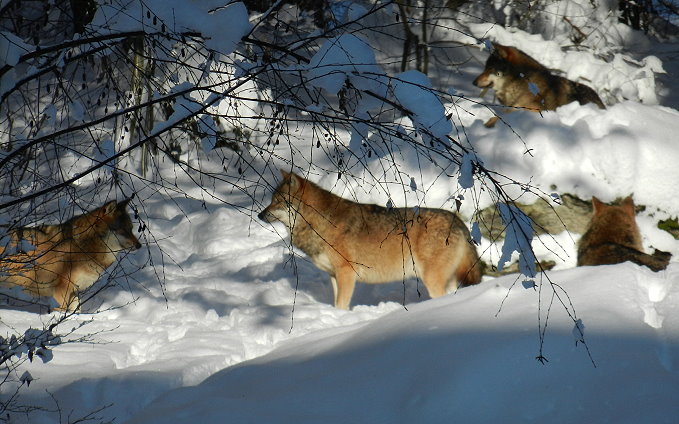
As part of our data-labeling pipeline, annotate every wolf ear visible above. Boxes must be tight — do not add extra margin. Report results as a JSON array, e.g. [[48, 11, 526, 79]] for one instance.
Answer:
[[288, 172, 301, 191], [497, 44, 520, 64], [591, 196, 604, 215], [118, 197, 133, 210], [492, 43, 508, 58], [100, 200, 118, 217], [280, 169, 299, 187], [621, 196, 635, 214]]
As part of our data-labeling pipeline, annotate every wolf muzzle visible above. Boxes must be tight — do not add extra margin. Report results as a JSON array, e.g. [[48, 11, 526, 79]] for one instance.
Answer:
[[258, 209, 272, 223], [473, 73, 491, 88]]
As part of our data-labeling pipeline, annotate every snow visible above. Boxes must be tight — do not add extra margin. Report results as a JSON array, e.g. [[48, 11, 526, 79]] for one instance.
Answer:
[[0, 31, 31, 98], [306, 34, 384, 95], [3, 1, 679, 423], [392, 70, 453, 140], [497, 203, 536, 277], [89, 0, 250, 55], [125, 264, 679, 424], [468, 101, 679, 218], [305, 32, 390, 156]]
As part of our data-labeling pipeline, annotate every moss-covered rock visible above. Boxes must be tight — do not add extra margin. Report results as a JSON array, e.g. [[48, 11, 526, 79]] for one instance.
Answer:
[[475, 193, 592, 241], [658, 217, 679, 240]]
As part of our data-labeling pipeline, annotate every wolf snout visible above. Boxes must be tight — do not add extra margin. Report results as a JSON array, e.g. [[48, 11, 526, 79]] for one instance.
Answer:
[[258, 209, 271, 222], [122, 238, 142, 250], [473, 74, 491, 88]]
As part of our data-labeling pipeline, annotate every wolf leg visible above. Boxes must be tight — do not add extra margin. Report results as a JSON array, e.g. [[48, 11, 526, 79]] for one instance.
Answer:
[[52, 278, 80, 312], [332, 267, 357, 310], [421, 267, 452, 299], [484, 116, 499, 127]]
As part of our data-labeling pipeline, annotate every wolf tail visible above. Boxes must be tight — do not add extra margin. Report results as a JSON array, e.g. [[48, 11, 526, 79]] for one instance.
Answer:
[[456, 243, 482, 287]]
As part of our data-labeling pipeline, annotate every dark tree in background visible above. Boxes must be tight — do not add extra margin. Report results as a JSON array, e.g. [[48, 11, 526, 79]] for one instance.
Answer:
[[618, 0, 679, 33], [619, 0, 654, 31]]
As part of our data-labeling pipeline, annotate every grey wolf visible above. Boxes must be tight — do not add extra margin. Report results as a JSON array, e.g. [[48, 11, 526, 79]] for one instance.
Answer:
[[474, 43, 605, 127], [0, 199, 142, 311], [577, 196, 670, 272], [258, 171, 481, 309]]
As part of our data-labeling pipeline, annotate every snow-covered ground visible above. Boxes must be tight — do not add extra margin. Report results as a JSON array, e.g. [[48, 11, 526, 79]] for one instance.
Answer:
[[2, 1, 679, 423]]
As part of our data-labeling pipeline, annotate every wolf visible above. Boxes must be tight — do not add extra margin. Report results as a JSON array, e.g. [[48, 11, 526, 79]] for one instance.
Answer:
[[258, 171, 481, 309], [473, 43, 605, 127], [0, 199, 142, 311], [577, 196, 670, 272]]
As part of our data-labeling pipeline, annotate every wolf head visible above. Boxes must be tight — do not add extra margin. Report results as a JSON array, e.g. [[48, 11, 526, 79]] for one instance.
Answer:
[[588, 196, 642, 249], [258, 171, 304, 227], [591, 196, 636, 223], [473, 43, 547, 89], [96, 198, 142, 251]]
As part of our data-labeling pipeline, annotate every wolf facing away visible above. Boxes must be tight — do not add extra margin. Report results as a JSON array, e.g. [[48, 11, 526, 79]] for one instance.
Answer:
[[473, 43, 605, 127], [258, 171, 481, 309], [577, 196, 670, 272], [0, 199, 142, 311]]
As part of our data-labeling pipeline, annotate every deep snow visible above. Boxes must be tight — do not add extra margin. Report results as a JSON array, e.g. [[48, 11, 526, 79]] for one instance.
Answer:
[[2, 1, 679, 423]]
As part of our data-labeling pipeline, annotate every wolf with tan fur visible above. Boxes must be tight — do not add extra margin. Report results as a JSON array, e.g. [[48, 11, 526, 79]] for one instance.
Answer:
[[258, 171, 481, 309], [0, 199, 142, 311], [474, 43, 605, 127], [577, 196, 670, 272]]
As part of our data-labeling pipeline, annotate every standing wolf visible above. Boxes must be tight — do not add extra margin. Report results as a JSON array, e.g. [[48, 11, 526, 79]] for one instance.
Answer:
[[258, 171, 481, 309], [473, 43, 605, 127], [577, 196, 670, 272], [0, 199, 142, 311]]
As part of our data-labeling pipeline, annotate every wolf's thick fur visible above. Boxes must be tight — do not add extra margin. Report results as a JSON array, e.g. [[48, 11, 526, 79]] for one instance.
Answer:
[[577, 196, 670, 272], [0, 199, 142, 311], [258, 171, 481, 309], [474, 43, 605, 127]]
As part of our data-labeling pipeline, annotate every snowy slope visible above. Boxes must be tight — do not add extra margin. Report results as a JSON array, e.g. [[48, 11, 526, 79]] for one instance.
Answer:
[[126, 265, 679, 424], [2, 1, 679, 423]]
